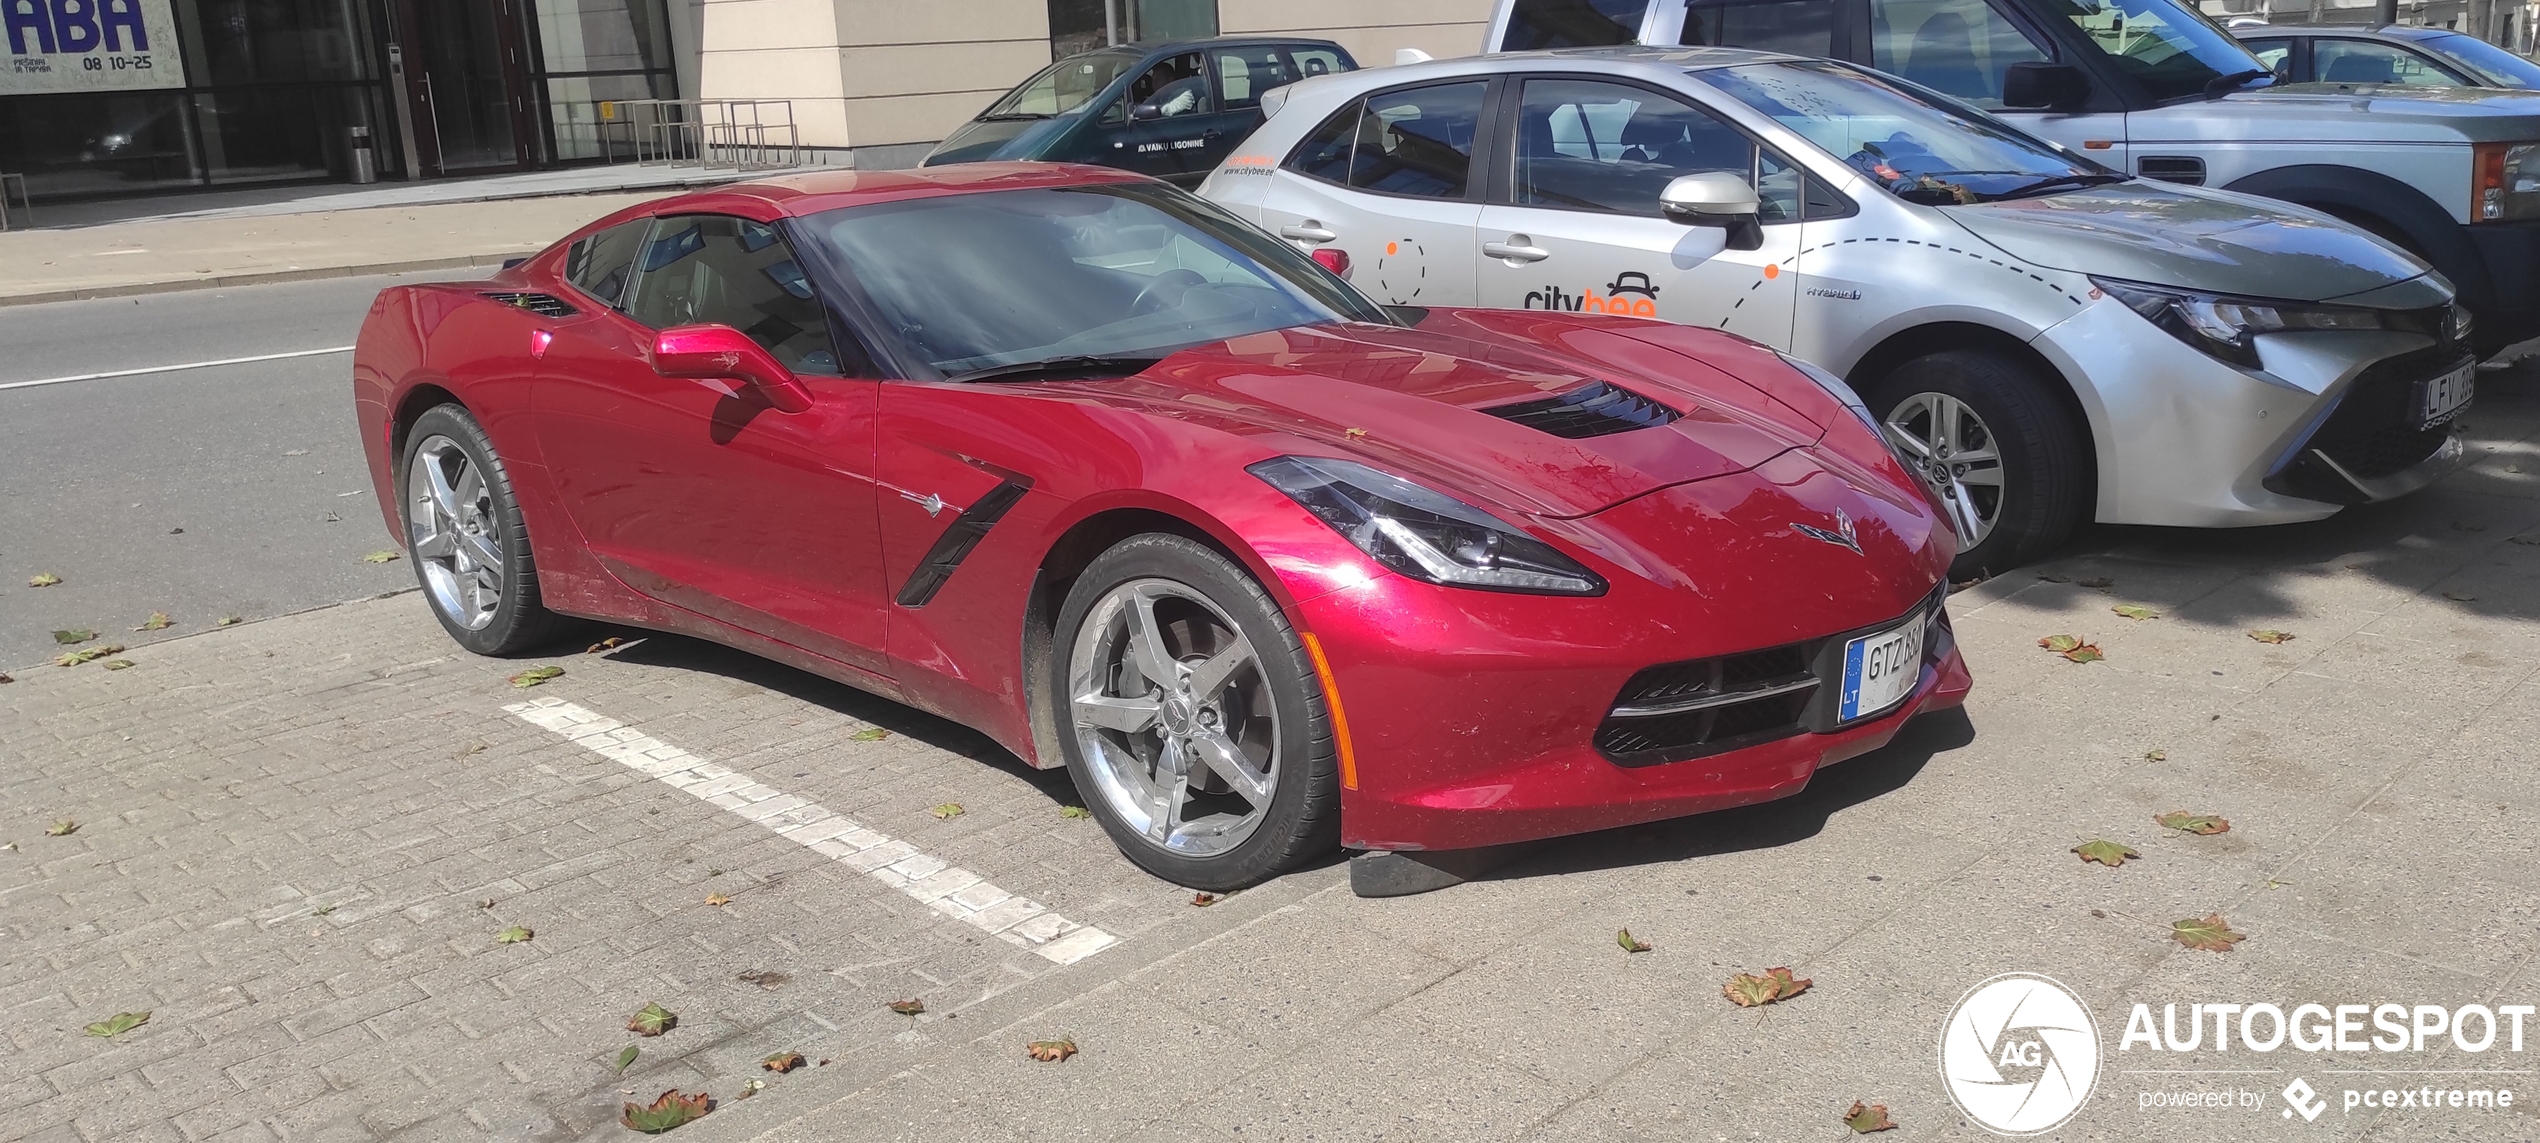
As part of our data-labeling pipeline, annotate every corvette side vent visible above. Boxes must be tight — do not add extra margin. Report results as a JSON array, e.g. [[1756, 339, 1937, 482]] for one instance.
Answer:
[[481, 291, 580, 318], [1480, 381, 1679, 439]]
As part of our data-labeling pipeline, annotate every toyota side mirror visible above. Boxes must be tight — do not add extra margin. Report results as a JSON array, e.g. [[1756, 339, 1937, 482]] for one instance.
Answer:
[[651, 324, 813, 414], [2002, 62, 2091, 110], [1659, 172, 1764, 252]]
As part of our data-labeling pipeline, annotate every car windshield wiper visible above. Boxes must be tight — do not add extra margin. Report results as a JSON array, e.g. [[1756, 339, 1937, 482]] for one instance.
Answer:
[[976, 111, 1049, 121], [1989, 172, 2128, 201], [948, 355, 1163, 383], [2204, 69, 2275, 99]]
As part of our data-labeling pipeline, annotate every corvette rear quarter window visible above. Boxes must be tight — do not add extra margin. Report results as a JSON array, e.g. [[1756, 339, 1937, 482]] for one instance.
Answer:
[[562, 219, 649, 309]]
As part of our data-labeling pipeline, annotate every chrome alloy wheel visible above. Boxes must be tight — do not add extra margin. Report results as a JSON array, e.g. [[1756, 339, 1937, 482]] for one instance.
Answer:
[[1067, 578, 1279, 857], [1883, 391, 2005, 548], [406, 434, 504, 631]]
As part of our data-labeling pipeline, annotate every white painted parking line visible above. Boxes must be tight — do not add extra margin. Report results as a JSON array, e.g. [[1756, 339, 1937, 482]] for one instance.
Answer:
[[504, 696, 1119, 966], [0, 345, 355, 392]]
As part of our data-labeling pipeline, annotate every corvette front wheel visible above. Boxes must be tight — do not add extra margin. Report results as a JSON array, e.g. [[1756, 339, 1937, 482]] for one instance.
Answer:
[[1052, 534, 1340, 891]]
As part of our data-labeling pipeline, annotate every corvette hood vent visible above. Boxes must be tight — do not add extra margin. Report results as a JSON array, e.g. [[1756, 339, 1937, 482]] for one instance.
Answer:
[[481, 291, 579, 318], [1480, 381, 1679, 439]]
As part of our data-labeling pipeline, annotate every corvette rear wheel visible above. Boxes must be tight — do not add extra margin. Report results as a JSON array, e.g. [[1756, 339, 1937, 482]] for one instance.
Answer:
[[1053, 535, 1339, 890], [399, 404, 573, 655], [1872, 349, 2088, 580]]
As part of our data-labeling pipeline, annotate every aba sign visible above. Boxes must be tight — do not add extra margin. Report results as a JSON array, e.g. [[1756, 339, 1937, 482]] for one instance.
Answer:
[[3, 0, 184, 95]]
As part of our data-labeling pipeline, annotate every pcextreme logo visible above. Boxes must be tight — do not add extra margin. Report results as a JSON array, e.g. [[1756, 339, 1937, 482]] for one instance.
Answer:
[[1940, 973, 2101, 1135]]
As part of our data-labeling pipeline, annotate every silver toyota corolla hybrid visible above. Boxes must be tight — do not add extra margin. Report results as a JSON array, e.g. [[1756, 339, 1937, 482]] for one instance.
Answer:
[[1199, 48, 2475, 576]]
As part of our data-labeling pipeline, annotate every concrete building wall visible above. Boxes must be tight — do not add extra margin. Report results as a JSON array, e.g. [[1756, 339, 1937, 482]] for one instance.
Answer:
[[686, 0, 1500, 164]]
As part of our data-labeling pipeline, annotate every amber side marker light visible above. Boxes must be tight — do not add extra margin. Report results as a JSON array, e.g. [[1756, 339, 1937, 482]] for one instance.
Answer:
[[1298, 631, 1359, 790]]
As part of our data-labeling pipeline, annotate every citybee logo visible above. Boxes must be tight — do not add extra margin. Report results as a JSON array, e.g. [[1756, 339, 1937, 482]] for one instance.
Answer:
[[1940, 973, 2102, 1135]]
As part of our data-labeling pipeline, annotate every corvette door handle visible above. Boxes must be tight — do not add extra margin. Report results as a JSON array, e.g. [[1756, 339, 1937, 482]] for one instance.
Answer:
[[1279, 223, 1337, 243], [1484, 239, 1549, 263]]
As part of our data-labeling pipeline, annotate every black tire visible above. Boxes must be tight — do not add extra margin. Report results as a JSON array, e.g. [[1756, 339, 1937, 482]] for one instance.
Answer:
[[1868, 349, 2090, 579], [396, 404, 576, 655], [1050, 534, 1340, 890]]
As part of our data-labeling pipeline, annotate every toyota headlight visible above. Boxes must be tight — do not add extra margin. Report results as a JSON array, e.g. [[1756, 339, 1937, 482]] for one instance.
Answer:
[[2093, 278, 2459, 369], [2474, 142, 2540, 222], [1249, 456, 1606, 596]]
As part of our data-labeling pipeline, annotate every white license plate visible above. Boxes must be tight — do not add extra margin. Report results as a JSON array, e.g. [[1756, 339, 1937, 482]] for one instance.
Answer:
[[2415, 364, 2474, 429], [1839, 619, 1924, 722]]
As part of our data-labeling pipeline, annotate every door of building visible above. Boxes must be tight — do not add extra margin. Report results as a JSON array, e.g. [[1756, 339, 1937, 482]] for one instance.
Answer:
[[391, 0, 534, 175]]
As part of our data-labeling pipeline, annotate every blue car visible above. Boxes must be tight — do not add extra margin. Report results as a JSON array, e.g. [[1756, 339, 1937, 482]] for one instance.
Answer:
[[922, 38, 1356, 186]]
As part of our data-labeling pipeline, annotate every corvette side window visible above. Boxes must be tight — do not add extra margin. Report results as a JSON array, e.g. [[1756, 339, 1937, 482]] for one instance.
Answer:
[[623, 214, 844, 375], [562, 219, 649, 310]]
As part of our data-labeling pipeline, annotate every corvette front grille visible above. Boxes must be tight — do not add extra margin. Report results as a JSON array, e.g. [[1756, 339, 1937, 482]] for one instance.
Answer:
[[1594, 585, 1947, 767]]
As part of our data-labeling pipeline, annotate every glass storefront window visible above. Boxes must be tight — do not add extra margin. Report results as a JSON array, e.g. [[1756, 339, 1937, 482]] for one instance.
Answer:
[[532, 0, 670, 73], [184, 0, 377, 85], [0, 92, 197, 197], [1045, 0, 1218, 61], [191, 84, 373, 182], [544, 71, 669, 161]]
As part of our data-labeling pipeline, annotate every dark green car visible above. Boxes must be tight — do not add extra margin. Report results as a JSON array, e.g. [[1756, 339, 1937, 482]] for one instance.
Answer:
[[921, 38, 1356, 186]]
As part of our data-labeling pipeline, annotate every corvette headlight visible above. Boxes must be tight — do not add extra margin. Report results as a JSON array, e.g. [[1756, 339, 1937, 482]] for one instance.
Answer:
[[1776, 351, 1880, 436], [2474, 142, 2540, 222], [2093, 278, 2457, 369], [1249, 456, 1606, 596]]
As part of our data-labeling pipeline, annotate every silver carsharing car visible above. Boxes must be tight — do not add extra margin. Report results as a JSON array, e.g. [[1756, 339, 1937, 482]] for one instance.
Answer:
[[1199, 49, 2475, 575]]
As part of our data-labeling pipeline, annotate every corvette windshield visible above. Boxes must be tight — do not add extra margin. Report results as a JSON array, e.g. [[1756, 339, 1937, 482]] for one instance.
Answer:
[[797, 184, 1391, 376], [1704, 60, 2118, 206], [982, 52, 1139, 118]]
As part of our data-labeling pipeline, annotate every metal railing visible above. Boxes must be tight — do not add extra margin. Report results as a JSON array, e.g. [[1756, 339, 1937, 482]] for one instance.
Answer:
[[0, 172, 31, 231], [575, 99, 804, 172]]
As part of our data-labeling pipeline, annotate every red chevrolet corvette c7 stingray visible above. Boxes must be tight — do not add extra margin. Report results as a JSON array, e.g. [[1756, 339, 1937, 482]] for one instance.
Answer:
[[353, 163, 1971, 891]]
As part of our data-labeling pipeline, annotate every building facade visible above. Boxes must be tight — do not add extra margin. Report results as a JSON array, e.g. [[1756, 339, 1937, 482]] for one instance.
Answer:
[[0, 0, 1494, 202]]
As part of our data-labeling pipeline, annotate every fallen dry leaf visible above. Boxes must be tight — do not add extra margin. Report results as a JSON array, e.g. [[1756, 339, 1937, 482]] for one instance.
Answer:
[[2443, 590, 2477, 602], [1059, 805, 1092, 819], [0, 673, 13, 684], [1025, 1038, 1078, 1062], [360, 550, 401, 564], [56, 644, 122, 667], [760, 1051, 804, 1074], [703, 894, 731, 907], [1191, 892, 1218, 907], [929, 803, 964, 820], [586, 637, 625, 653], [2077, 577, 2115, 590], [2073, 839, 2140, 868], [2036, 572, 2070, 583], [45, 820, 77, 836], [215, 615, 242, 626], [2039, 634, 2079, 653], [2154, 811, 2231, 836], [736, 970, 790, 990], [620, 1090, 711, 1133], [508, 666, 564, 688], [2143, 749, 2167, 762], [101, 660, 133, 671], [626, 1002, 677, 1036], [1617, 928, 1652, 953], [1723, 967, 1811, 1007], [28, 573, 62, 587], [2039, 634, 2102, 663], [82, 1011, 149, 1038], [2173, 914, 2246, 953], [2111, 604, 2159, 621], [52, 629, 96, 645], [135, 612, 172, 631], [887, 998, 925, 1016], [848, 727, 890, 742], [615, 1045, 640, 1074], [732, 1078, 765, 1100], [1343, 427, 1369, 439], [494, 925, 534, 944], [1843, 1100, 1898, 1134], [2247, 629, 2296, 644]]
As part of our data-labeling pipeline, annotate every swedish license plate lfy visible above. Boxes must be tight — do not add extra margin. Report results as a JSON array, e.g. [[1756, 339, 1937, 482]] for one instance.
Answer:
[[1839, 620, 1924, 722], [2415, 364, 2474, 429]]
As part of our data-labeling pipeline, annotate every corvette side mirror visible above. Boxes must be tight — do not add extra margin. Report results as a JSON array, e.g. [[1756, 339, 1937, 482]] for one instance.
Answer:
[[2002, 62, 2091, 110], [1660, 172, 1764, 252], [651, 324, 813, 414]]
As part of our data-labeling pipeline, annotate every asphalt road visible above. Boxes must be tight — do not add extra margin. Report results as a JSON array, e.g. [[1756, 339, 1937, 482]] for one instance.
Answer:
[[0, 272, 466, 671]]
